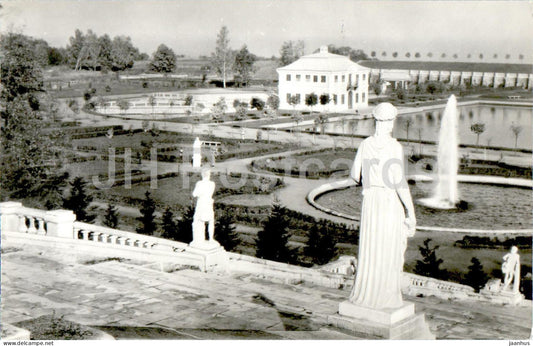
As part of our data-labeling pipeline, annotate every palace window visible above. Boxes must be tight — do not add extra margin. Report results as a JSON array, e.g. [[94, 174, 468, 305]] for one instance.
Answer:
[[342, 75, 346, 82], [286, 74, 291, 81], [296, 74, 301, 81], [362, 74, 366, 81], [306, 75, 311, 81], [356, 93, 359, 103], [334, 75, 338, 82], [286, 93, 291, 103], [341, 94, 345, 104], [362, 92, 366, 103], [313, 75, 318, 82], [321, 75, 326, 83], [333, 94, 338, 104]]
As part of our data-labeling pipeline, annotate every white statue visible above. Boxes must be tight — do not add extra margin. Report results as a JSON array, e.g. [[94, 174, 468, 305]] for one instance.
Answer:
[[191, 168, 216, 245], [502, 246, 520, 293], [192, 137, 202, 168], [348, 102, 416, 309]]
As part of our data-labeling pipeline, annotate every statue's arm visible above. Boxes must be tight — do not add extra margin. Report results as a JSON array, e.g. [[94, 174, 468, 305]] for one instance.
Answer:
[[394, 146, 416, 228], [192, 183, 200, 197], [350, 144, 363, 184]]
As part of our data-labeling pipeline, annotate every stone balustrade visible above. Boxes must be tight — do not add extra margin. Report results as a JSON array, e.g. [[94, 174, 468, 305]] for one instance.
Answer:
[[1, 201, 202, 269], [402, 272, 475, 300], [1, 201, 508, 303]]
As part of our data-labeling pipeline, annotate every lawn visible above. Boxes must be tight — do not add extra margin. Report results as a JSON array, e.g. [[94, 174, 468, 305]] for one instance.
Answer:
[[94, 172, 283, 210]]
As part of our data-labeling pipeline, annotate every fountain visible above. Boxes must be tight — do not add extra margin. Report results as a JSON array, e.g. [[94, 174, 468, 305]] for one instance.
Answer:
[[419, 95, 460, 209]]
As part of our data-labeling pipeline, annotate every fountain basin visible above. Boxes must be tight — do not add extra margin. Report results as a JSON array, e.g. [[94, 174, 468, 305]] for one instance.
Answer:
[[308, 175, 532, 232]]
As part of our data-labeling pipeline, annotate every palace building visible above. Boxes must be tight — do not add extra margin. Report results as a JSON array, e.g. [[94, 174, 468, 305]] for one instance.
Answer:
[[277, 46, 370, 112]]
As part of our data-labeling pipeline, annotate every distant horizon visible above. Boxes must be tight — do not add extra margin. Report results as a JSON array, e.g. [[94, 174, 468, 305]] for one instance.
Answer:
[[2, 0, 532, 63]]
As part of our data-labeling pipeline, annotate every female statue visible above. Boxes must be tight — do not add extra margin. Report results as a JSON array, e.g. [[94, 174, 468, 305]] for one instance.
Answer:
[[349, 102, 416, 309]]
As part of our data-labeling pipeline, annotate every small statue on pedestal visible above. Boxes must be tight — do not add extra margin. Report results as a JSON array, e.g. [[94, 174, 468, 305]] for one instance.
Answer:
[[190, 168, 219, 248], [192, 137, 202, 168], [502, 246, 520, 293]]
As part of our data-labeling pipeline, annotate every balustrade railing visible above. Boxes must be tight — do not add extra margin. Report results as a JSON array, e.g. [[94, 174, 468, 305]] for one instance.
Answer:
[[0, 201, 482, 298], [403, 272, 475, 296]]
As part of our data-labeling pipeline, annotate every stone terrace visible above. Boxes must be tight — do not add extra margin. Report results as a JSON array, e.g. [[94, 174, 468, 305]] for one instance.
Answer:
[[1, 244, 531, 340]]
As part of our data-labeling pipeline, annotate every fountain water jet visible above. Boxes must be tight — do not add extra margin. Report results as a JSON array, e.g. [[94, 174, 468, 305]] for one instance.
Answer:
[[419, 94, 460, 209]]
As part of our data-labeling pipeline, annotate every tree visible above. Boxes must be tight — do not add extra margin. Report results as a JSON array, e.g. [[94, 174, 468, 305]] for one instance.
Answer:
[[470, 123, 485, 146], [321, 45, 368, 62], [63, 177, 95, 223], [256, 201, 295, 263], [404, 118, 413, 145], [215, 211, 240, 251], [427, 52, 433, 58], [405, 52, 411, 58], [212, 97, 227, 119], [305, 220, 337, 265], [479, 53, 484, 60], [305, 93, 318, 111], [160, 207, 179, 240], [267, 94, 280, 110], [279, 40, 305, 66], [67, 29, 85, 70], [314, 114, 328, 134], [48, 47, 66, 65], [117, 99, 130, 115], [288, 94, 300, 111], [211, 26, 233, 88], [319, 93, 331, 111], [414, 238, 448, 280], [175, 205, 194, 243], [0, 32, 68, 205], [150, 44, 176, 73], [233, 45, 256, 87], [392, 52, 398, 58], [415, 52, 421, 58], [148, 95, 156, 119], [110, 36, 136, 71], [103, 204, 119, 229], [370, 51, 376, 58], [510, 124, 523, 149], [97, 34, 113, 70], [137, 191, 157, 235], [0, 32, 43, 109], [464, 257, 489, 292], [250, 97, 265, 111]]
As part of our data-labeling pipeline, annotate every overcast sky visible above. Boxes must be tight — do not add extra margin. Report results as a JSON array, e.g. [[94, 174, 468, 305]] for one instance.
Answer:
[[2, 0, 532, 62]]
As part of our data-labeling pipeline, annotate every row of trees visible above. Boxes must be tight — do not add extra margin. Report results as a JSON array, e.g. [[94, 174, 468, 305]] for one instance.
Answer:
[[66, 29, 146, 71], [370, 51, 526, 61]]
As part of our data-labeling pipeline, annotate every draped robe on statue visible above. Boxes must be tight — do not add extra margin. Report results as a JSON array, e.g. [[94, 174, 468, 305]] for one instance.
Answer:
[[349, 135, 408, 309]]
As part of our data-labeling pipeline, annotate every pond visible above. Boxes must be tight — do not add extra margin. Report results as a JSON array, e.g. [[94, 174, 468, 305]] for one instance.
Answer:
[[306, 104, 532, 150]]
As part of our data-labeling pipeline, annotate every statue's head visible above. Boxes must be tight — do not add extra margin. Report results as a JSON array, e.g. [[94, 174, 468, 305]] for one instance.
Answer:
[[373, 102, 397, 135], [511, 246, 518, 254], [201, 168, 211, 180]]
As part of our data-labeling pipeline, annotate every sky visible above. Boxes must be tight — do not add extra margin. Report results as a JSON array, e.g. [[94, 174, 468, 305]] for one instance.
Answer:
[[2, 0, 533, 62]]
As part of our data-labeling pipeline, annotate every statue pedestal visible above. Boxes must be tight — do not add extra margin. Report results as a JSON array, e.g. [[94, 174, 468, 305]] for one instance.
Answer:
[[188, 240, 227, 272], [328, 301, 434, 339], [480, 287, 525, 306]]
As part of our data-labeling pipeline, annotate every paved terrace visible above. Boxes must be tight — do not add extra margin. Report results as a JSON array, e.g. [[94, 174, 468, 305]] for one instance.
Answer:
[[2, 243, 531, 340]]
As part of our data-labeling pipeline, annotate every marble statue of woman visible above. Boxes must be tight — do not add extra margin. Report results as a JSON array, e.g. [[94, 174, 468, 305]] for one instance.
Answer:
[[348, 102, 416, 309]]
